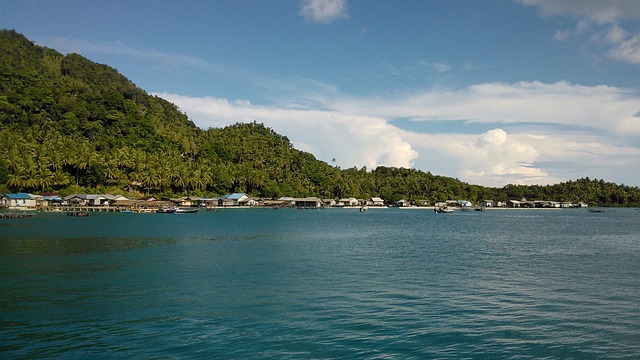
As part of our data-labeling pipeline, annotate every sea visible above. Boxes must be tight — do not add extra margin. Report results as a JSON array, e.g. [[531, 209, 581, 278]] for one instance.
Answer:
[[1, 207, 639, 359]]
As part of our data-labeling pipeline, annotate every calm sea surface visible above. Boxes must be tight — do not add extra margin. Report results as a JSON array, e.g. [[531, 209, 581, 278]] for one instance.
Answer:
[[1, 207, 639, 359]]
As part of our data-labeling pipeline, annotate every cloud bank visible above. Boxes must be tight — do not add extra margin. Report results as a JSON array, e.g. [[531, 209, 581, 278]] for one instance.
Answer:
[[156, 80, 640, 187]]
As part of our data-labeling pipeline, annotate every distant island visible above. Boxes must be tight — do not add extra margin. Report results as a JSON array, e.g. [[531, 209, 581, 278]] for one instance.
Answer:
[[1, 29, 639, 207]]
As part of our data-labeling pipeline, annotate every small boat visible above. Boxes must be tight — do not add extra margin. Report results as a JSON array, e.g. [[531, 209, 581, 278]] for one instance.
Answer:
[[156, 207, 176, 214], [434, 206, 454, 213], [175, 207, 199, 214], [360, 206, 368, 212]]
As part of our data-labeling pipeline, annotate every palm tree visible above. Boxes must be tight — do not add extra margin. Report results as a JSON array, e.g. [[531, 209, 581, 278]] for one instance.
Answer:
[[171, 164, 188, 191], [6, 173, 26, 191], [52, 170, 71, 188]]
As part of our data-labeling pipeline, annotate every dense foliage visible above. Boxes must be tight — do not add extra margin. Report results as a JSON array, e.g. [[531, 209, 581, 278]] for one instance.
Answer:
[[1, 30, 639, 206]]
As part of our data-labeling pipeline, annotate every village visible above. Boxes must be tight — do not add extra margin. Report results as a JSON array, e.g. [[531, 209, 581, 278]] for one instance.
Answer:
[[1, 192, 590, 212]]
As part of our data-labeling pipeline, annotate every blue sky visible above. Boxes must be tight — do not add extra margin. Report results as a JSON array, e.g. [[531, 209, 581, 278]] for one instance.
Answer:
[[2, 0, 640, 187]]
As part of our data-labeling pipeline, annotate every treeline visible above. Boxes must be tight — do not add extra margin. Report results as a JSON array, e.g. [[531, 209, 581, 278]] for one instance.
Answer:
[[1, 30, 639, 206]]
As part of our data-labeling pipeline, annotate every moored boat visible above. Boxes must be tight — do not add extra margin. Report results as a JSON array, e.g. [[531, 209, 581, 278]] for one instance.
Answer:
[[175, 207, 199, 213], [156, 207, 176, 214], [434, 206, 454, 213]]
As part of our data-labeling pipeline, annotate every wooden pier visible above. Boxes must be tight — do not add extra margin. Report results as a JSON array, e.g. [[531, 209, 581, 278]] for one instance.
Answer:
[[66, 211, 90, 217], [42, 206, 159, 213], [42, 206, 123, 213], [0, 212, 36, 219]]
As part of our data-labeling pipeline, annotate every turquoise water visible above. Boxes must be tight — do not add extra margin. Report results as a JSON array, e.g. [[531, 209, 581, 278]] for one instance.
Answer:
[[1, 208, 639, 358]]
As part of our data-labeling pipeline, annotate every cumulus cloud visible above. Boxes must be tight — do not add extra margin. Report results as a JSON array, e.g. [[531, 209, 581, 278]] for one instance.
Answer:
[[405, 126, 640, 186], [300, 0, 348, 23], [403, 129, 553, 186]]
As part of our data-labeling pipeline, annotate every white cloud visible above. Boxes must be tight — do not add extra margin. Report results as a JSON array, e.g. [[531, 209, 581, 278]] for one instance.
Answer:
[[405, 129, 553, 186], [51, 38, 211, 69], [603, 24, 628, 44], [405, 127, 640, 186], [300, 0, 348, 23], [517, 0, 640, 24], [609, 34, 640, 64], [156, 79, 640, 187], [326, 81, 640, 136], [417, 60, 452, 74], [517, 0, 640, 66]]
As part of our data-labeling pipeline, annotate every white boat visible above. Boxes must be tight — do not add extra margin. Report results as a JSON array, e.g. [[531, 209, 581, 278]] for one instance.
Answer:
[[434, 206, 454, 213], [175, 207, 199, 214]]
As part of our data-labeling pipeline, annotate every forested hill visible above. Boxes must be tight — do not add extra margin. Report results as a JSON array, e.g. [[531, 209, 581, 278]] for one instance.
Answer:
[[1, 29, 639, 206]]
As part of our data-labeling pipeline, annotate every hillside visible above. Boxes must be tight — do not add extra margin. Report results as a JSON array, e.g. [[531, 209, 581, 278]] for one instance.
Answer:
[[1, 30, 639, 206]]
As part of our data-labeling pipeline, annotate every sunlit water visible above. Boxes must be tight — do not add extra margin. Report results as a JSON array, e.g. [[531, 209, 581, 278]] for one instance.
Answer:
[[1, 208, 639, 358]]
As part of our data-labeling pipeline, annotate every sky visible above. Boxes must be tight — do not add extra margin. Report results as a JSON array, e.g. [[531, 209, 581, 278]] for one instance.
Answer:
[[2, 0, 640, 187]]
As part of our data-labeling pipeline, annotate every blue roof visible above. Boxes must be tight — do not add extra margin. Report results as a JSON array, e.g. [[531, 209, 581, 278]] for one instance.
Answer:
[[224, 193, 246, 200], [4, 193, 32, 199]]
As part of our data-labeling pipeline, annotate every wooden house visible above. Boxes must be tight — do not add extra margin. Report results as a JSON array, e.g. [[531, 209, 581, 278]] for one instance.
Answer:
[[1, 193, 36, 209]]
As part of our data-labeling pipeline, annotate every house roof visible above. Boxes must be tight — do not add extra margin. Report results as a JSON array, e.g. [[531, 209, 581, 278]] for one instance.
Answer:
[[103, 194, 128, 201], [295, 197, 322, 202], [112, 200, 138, 206], [4, 193, 33, 199], [225, 193, 247, 200], [43, 195, 62, 201], [63, 194, 105, 201]]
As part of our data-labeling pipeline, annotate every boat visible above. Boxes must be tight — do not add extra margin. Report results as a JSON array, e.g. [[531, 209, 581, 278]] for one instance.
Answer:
[[360, 206, 368, 212], [434, 206, 454, 213], [175, 207, 199, 214], [156, 207, 176, 214]]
